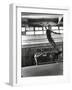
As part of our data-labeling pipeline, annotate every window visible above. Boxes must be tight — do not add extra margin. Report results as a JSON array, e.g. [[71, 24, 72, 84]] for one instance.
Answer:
[[35, 27, 39, 30], [59, 30, 63, 33], [52, 26, 58, 30], [26, 31, 34, 35], [29, 27, 34, 30], [22, 27, 25, 31], [39, 27, 42, 30], [21, 26, 63, 35], [59, 27, 63, 29], [26, 27, 30, 30], [35, 31, 43, 34], [44, 30, 46, 34]]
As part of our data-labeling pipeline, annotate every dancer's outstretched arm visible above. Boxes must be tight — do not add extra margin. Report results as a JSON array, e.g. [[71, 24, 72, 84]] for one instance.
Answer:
[[51, 30, 61, 34]]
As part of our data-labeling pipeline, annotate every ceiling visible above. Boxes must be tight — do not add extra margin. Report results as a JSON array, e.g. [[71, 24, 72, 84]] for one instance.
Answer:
[[21, 13, 63, 27]]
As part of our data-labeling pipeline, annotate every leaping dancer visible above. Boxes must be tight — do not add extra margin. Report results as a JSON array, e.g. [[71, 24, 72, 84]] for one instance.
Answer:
[[45, 24, 61, 53]]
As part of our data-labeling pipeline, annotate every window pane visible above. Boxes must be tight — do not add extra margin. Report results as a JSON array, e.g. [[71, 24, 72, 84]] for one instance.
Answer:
[[35, 31, 43, 34], [43, 27, 46, 30], [52, 26, 58, 29], [35, 27, 39, 30], [22, 27, 25, 31], [39, 27, 42, 30], [26, 27, 30, 30], [59, 27, 63, 29], [26, 31, 34, 35], [29, 27, 34, 30], [44, 31, 46, 34], [60, 30, 63, 33]]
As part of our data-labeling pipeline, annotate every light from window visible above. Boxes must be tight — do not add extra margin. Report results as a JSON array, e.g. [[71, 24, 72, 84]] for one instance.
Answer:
[[60, 30, 63, 33], [43, 27, 46, 30], [26, 31, 34, 35], [26, 27, 30, 30], [29, 27, 34, 30], [44, 31, 46, 34], [52, 26, 58, 29], [39, 27, 42, 30], [35, 31, 43, 34], [35, 27, 39, 30], [22, 27, 25, 31], [59, 27, 63, 29]]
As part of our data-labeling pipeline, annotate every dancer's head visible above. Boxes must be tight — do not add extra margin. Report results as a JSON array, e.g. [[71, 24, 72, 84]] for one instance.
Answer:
[[48, 24, 51, 30]]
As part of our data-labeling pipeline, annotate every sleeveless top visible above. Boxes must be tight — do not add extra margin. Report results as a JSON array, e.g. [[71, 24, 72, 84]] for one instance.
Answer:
[[46, 29, 52, 40]]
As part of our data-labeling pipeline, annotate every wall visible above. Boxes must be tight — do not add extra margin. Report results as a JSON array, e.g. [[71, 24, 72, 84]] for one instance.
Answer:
[[0, 0, 72, 89]]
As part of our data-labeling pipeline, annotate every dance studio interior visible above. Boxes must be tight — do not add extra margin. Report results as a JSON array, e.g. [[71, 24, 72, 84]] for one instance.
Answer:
[[21, 12, 63, 77]]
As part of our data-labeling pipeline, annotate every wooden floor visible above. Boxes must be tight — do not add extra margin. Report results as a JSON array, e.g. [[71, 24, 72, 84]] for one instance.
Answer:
[[21, 62, 63, 77]]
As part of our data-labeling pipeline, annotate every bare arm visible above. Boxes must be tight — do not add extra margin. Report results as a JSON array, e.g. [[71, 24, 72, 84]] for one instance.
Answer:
[[51, 30, 61, 34]]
